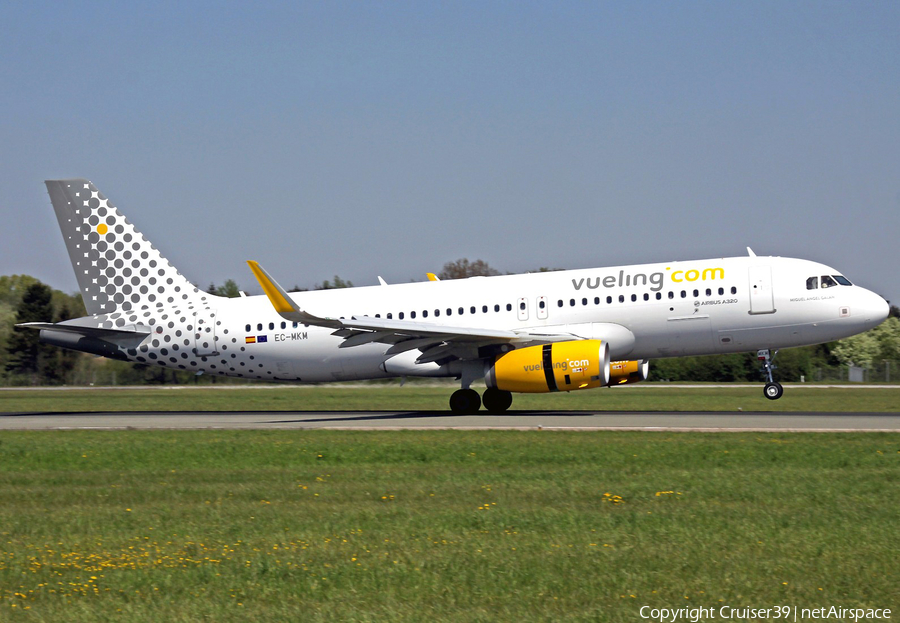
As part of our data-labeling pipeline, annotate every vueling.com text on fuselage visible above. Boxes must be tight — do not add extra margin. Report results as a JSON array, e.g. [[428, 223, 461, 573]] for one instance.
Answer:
[[572, 267, 725, 293]]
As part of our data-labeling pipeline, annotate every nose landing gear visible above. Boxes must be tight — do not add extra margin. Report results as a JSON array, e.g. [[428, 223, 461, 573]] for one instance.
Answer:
[[758, 349, 783, 400]]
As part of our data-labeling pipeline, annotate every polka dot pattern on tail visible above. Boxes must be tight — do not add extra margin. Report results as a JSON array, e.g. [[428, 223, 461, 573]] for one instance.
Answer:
[[45, 179, 205, 316]]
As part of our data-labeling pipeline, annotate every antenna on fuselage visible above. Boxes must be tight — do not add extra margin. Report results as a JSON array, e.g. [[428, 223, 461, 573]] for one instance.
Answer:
[[747, 247, 757, 257]]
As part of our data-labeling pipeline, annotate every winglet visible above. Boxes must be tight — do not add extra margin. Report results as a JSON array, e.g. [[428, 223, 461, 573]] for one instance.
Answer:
[[246, 261, 344, 329], [427, 273, 440, 282], [247, 261, 298, 313]]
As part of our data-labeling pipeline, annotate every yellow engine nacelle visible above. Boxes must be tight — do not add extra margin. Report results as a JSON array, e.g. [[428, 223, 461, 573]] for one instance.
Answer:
[[485, 340, 610, 393], [608, 360, 650, 385]]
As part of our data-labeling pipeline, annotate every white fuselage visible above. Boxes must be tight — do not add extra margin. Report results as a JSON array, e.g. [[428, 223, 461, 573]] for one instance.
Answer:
[[125, 255, 885, 383]]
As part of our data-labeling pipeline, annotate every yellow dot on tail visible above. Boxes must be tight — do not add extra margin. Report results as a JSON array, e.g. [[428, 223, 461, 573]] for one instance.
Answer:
[[97, 223, 108, 235]]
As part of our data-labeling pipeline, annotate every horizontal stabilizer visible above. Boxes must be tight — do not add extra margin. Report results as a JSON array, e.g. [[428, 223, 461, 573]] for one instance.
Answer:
[[16, 322, 151, 341]]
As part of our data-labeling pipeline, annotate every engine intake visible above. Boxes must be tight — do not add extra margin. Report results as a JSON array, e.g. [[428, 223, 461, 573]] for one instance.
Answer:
[[485, 340, 610, 393]]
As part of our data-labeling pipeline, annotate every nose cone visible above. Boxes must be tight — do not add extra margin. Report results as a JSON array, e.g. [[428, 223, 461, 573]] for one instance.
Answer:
[[861, 290, 890, 329]]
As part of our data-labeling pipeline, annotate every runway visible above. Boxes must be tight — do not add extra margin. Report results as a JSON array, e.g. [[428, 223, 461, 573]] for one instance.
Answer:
[[2, 410, 900, 431]]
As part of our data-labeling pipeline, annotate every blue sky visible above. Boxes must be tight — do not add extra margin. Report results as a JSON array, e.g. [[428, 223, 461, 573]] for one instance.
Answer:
[[2, 1, 898, 303]]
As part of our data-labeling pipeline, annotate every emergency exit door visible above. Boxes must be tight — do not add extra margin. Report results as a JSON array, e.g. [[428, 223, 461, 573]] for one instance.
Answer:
[[748, 266, 775, 314], [517, 297, 529, 321], [194, 309, 218, 356]]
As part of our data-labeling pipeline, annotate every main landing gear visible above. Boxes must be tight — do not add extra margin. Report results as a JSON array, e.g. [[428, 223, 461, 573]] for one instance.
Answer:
[[758, 349, 783, 400], [449, 387, 513, 414]]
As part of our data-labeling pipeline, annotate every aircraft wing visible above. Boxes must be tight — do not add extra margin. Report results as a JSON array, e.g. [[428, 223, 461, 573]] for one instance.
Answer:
[[247, 261, 577, 364]]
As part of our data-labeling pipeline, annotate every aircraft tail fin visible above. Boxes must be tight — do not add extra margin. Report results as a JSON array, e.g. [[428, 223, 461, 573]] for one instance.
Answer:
[[45, 179, 207, 316]]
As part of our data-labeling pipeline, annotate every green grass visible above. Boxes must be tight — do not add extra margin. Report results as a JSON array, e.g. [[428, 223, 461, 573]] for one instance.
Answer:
[[1, 384, 899, 414], [0, 430, 897, 621]]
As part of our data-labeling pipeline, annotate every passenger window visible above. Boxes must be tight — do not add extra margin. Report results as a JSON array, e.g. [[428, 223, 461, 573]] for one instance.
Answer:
[[681, 291, 687, 298], [387, 313, 393, 319], [730, 287, 737, 295], [594, 297, 600, 305], [508, 303, 513, 311], [806, 276, 818, 290], [422, 310, 428, 318], [268, 322, 274, 330], [718, 287, 724, 295], [557, 300, 563, 308], [434, 309, 440, 317], [245, 324, 251, 332], [519, 302, 525, 310], [471, 306, 476, 314], [411, 311, 417, 319], [834, 275, 852, 286], [692, 289, 699, 297], [539, 300, 546, 309], [618, 295, 625, 303], [458, 307, 464, 315], [280, 321, 286, 329], [631, 294, 637, 302], [293, 322, 298, 328], [482, 305, 488, 313], [582, 298, 588, 306], [668, 292, 674, 299], [446, 308, 452, 316], [494, 304, 500, 312], [257, 323, 262, 331], [399, 312, 405, 319], [705, 288, 711, 296], [643, 293, 649, 301], [655, 292, 662, 300], [606, 296, 612, 304], [569, 299, 575, 307]]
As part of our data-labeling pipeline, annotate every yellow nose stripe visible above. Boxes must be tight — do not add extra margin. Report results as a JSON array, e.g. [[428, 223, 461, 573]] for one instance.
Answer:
[[97, 223, 108, 235]]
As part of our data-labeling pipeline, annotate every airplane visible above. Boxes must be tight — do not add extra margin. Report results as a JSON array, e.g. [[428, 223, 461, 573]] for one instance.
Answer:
[[20, 179, 889, 413]]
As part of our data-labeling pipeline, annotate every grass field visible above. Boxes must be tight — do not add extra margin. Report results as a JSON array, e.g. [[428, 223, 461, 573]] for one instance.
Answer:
[[0, 430, 897, 621], [1, 384, 900, 414]]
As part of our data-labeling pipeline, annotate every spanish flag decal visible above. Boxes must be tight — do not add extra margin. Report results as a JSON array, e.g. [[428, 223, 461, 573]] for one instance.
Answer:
[[245, 336, 256, 344]]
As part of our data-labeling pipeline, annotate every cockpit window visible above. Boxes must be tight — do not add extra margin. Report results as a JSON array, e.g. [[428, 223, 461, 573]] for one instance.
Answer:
[[806, 276, 818, 290], [821, 275, 838, 288], [833, 275, 852, 286]]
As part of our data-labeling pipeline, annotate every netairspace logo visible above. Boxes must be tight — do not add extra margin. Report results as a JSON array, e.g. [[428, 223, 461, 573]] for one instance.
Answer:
[[639, 605, 892, 623]]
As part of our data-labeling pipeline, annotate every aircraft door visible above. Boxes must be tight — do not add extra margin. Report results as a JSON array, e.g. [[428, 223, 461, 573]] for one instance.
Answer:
[[194, 309, 218, 356], [536, 296, 548, 320], [748, 266, 775, 314], [517, 297, 529, 321]]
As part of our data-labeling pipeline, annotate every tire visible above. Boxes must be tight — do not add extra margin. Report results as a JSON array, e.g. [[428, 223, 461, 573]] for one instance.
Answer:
[[449, 388, 482, 414], [764, 382, 784, 400], [482, 388, 513, 413]]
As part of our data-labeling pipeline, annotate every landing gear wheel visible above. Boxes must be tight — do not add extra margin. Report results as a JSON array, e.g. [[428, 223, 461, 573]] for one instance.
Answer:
[[758, 349, 782, 401], [482, 388, 513, 413], [764, 382, 784, 400], [449, 388, 482, 414]]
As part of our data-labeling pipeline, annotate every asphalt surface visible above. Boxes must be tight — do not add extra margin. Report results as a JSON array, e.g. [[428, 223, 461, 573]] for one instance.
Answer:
[[2, 410, 899, 431]]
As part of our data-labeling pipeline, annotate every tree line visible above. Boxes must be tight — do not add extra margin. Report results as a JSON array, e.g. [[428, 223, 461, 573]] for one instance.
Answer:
[[2, 260, 898, 386]]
